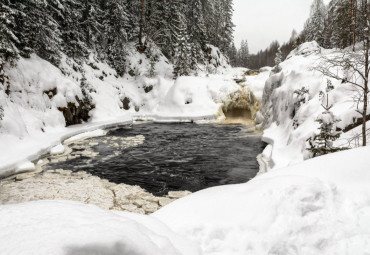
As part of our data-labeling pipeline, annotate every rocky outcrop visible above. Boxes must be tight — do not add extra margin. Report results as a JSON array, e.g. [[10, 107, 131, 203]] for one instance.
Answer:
[[58, 97, 95, 126], [222, 86, 260, 120]]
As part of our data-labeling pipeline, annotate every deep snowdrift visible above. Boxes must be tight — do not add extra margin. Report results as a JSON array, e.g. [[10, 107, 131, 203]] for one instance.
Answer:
[[0, 200, 200, 255], [154, 146, 370, 255]]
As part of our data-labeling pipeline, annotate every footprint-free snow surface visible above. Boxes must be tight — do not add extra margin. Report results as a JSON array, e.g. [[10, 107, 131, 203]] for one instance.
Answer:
[[45, 123, 266, 196]]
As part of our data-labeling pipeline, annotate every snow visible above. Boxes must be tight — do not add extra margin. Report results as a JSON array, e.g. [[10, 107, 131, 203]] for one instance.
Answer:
[[243, 69, 271, 101], [2, 146, 370, 255], [15, 161, 35, 172], [0, 200, 200, 255], [154, 146, 370, 255], [50, 144, 65, 155], [155, 76, 240, 118], [64, 129, 107, 143]]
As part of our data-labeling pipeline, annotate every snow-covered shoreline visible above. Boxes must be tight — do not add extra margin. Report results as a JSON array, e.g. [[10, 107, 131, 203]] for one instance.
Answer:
[[0, 110, 235, 179], [0, 116, 132, 178]]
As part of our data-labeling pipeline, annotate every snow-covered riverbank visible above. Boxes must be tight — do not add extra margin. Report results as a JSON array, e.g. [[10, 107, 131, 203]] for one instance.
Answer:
[[0, 53, 251, 177]]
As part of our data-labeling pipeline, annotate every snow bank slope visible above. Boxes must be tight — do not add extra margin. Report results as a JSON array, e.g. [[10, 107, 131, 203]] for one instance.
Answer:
[[154, 146, 370, 255], [155, 76, 240, 119], [258, 42, 363, 169], [0, 200, 200, 255]]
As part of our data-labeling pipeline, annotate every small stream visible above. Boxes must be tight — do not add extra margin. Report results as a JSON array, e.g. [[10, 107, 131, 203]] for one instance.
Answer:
[[45, 123, 266, 196]]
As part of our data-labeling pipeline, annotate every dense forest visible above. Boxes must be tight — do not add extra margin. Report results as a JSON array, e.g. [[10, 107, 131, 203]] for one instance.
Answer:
[[0, 0, 234, 77], [233, 0, 370, 69]]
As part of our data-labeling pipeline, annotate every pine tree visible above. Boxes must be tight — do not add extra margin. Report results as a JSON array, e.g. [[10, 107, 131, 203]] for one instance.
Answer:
[[13, 0, 62, 65], [0, 57, 9, 121], [307, 81, 346, 157], [329, 0, 352, 49], [228, 43, 237, 66], [186, 0, 206, 65], [147, 56, 156, 77], [79, 72, 95, 120], [102, 0, 130, 76], [60, 0, 88, 61], [273, 48, 282, 72], [218, 0, 234, 54], [80, 0, 104, 53], [0, 0, 19, 64], [173, 25, 192, 78], [305, 0, 327, 46]]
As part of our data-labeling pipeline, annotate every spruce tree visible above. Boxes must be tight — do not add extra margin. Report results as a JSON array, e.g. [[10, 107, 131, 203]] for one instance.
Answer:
[[307, 81, 346, 157], [305, 0, 327, 46], [273, 48, 282, 72], [329, 0, 352, 48], [0, 0, 19, 64], [173, 25, 192, 78], [148, 56, 156, 77], [61, 0, 88, 61], [13, 0, 62, 65], [102, 0, 130, 76]]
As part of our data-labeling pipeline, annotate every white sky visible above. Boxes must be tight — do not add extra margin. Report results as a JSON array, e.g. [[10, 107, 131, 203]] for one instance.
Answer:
[[233, 0, 331, 54]]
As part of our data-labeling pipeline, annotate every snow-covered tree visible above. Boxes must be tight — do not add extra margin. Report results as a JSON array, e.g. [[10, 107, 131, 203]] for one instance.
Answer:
[[294, 87, 310, 111], [307, 81, 346, 157], [0, 0, 18, 64], [173, 25, 192, 78], [60, 0, 89, 61], [102, 0, 130, 76], [80, 1, 104, 52], [13, 0, 63, 65], [304, 0, 327, 46], [0, 0, 236, 76], [272, 48, 282, 72], [235, 40, 249, 67], [147, 56, 157, 77], [329, 0, 352, 49]]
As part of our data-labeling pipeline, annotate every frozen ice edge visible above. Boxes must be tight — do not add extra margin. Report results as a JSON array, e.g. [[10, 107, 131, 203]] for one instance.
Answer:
[[0, 117, 133, 178]]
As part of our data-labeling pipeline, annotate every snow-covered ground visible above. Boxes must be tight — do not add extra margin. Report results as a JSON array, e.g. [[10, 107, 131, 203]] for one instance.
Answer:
[[1, 145, 369, 255], [243, 67, 272, 101], [0, 200, 200, 255], [154, 146, 370, 255]]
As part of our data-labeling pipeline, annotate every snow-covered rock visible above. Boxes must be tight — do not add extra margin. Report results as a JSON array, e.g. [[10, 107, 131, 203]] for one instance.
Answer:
[[287, 41, 321, 59], [258, 43, 365, 170]]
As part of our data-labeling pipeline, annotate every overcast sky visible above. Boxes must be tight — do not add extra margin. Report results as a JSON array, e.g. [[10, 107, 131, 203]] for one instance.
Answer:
[[233, 0, 331, 54]]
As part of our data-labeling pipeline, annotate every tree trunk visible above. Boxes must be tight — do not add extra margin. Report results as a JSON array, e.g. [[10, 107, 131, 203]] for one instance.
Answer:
[[363, 38, 369, 146], [362, 0, 369, 146], [351, 0, 356, 51], [138, 0, 145, 51]]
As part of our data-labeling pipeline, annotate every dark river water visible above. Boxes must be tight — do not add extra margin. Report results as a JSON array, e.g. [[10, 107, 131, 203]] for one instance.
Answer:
[[45, 123, 266, 196]]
